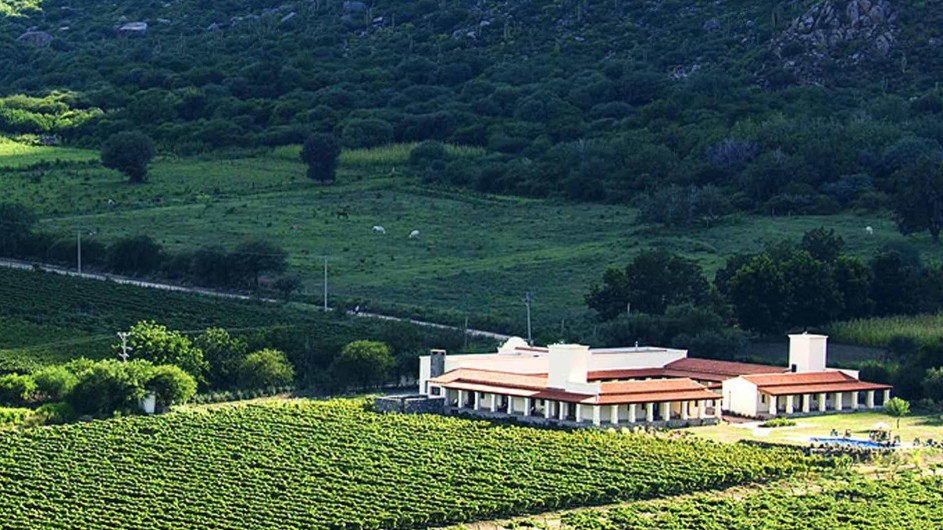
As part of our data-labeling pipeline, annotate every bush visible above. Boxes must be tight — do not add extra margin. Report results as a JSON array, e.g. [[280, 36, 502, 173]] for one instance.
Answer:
[[66, 360, 154, 416], [330, 341, 393, 390], [33, 402, 76, 424], [32, 365, 78, 401], [760, 417, 796, 428], [0, 406, 33, 427], [0, 374, 36, 406], [146, 365, 197, 408], [101, 131, 155, 184], [107, 235, 163, 275], [237, 349, 295, 389]]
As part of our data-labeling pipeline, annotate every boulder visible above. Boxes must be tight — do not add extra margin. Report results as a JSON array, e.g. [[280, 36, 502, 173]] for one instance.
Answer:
[[17, 30, 53, 47], [117, 22, 148, 36]]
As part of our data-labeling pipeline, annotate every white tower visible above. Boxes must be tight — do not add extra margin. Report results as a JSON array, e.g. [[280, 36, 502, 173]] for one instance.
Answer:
[[788, 333, 828, 373]]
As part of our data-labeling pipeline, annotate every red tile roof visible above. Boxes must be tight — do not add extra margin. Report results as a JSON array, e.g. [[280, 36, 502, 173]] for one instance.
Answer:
[[743, 371, 892, 396], [429, 368, 718, 405], [664, 358, 787, 382]]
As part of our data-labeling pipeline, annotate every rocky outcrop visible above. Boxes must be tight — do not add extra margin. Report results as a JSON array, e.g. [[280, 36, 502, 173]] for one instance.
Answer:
[[773, 0, 898, 84], [17, 30, 53, 47]]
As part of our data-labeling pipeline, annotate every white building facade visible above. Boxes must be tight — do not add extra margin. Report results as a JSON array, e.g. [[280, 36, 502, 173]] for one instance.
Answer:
[[418, 334, 891, 427]]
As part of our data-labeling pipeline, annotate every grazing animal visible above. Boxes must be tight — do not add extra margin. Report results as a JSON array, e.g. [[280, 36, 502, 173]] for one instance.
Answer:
[[865, 226, 874, 236], [291, 225, 302, 231], [335, 210, 350, 219], [372, 225, 386, 234], [409, 230, 420, 239]]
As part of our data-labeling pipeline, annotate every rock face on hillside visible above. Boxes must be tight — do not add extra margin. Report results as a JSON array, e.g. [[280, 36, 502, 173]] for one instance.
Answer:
[[773, 0, 898, 84]]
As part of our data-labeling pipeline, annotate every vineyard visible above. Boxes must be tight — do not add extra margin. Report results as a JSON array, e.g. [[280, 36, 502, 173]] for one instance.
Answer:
[[0, 398, 817, 530], [560, 475, 943, 529], [0, 267, 462, 373]]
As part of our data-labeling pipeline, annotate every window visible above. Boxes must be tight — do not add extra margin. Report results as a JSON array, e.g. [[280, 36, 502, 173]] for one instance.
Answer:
[[760, 394, 766, 404]]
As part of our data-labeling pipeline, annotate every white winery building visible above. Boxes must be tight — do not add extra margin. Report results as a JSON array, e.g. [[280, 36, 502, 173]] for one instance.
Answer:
[[417, 334, 891, 428]]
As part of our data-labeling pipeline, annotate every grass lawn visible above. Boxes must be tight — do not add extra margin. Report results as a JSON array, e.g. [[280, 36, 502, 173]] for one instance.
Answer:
[[4, 139, 943, 333], [690, 411, 943, 446]]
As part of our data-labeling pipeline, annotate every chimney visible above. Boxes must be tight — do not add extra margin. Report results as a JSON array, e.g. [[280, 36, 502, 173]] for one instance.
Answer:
[[429, 349, 447, 379], [548, 343, 590, 389], [788, 333, 827, 373]]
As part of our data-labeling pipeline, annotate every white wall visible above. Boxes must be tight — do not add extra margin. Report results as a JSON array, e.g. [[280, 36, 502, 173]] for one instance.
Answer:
[[588, 348, 687, 371], [722, 377, 759, 417], [788, 334, 827, 373]]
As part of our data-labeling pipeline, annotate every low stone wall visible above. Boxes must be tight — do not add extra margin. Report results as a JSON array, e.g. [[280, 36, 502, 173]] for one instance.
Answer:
[[375, 395, 445, 415]]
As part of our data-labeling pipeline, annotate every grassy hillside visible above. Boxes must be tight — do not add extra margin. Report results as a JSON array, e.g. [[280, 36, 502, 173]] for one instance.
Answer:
[[5, 140, 942, 334]]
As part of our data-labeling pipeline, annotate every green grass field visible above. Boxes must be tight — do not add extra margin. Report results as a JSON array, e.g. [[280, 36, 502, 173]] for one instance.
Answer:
[[828, 313, 943, 347], [5, 139, 943, 334], [690, 411, 943, 446]]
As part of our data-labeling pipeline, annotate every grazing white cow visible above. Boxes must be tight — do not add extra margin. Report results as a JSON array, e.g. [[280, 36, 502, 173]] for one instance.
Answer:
[[372, 225, 386, 234], [865, 226, 874, 236], [409, 230, 420, 239]]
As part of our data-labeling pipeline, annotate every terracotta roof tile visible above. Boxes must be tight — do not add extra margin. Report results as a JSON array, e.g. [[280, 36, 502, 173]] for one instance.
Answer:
[[743, 371, 892, 396]]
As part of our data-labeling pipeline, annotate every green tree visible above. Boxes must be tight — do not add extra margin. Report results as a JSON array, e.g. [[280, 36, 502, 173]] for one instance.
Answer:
[[101, 131, 155, 184], [120, 321, 208, 382], [233, 240, 288, 288], [892, 156, 943, 242], [727, 254, 788, 334], [884, 397, 910, 429], [586, 249, 709, 319], [331, 340, 393, 389], [0, 203, 37, 258], [106, 235, 163, 275], [780, 251, 842, 328], [922, 367, 943, 402], [273, 275, 303, 302], [833, 255, 874, 319], [194, 328, 248, 388], [800, 227, 845, 262], [32, 365, 78, 401], [66, 360, 154, 415], [237, 349, 295, 389], [0, 374, 36, 406], [300, 133, 341, 184], [146, 365, 197, 409]]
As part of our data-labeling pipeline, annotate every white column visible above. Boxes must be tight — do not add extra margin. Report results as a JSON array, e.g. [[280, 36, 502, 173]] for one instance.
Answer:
[[819, 393, 827, 412], [473, 392, 481, 411], [660, 402, 671, 422], [785, 395, 794, 415], [835, 392, 843, 412], [698, 400, 707, 420], [592, 406, 601, 426], [610, 404, 619, 425], [457, 390, 465, 409], [714, 399, 723, 419], [523, 397, 532, 417], [507, 396, 514, 415], [883, 389, 891, 403], [768, 395, 777, 417], [851, 391, 859, 410], [646, 403, 655, 422], [575, 404, 583, 423], [867, 390, 875, 409], [680, 401, 689, 421], [559, 402, 567, 421], [490, 394, 498, 413], [802, 394, 811, 413], [629, 403, 637, 423], [544, 400, 553, 419]]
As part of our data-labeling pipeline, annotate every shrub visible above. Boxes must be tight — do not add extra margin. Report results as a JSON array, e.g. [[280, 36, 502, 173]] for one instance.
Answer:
[[32, 365, 78, 401], [146, 365, 197, 408], [101, 131, 155, 184], [0, 374, 36, 406], [760, 417, 796, 428], [330, 341, 393, 390], [66, 360, 153, 416], [32, 402, 76, 424], [237, 349, 295, 389], [107, 235, 163, 275]]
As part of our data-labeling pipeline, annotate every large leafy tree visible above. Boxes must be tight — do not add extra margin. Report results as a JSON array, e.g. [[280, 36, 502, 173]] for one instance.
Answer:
[[780, 250, 842, 328], [893, 156, 943, 242], [119, 321, 208, 383], [301, 133, 341, 184], [330, 340, 393, 390], [101, 131, 155, 184], [233, 240, 288, 288], [194, 328, 248, 388], [727, 254, 788, 334], [237, 349, 295, 389], [586, 249, 709, 319], [0, 203, 36, 258]]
